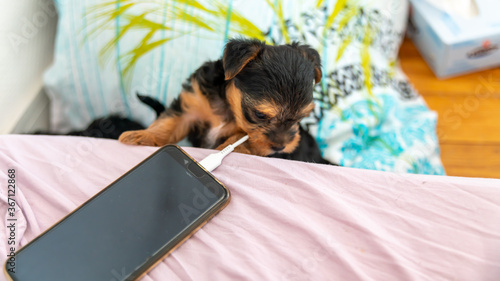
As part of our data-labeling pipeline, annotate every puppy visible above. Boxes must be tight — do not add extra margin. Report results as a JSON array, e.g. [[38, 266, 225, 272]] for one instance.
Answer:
[[119, 38, 322, 157]]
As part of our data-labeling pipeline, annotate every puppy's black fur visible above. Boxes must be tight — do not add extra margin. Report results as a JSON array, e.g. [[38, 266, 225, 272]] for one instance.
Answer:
[[34, 94, 159, 139], [34, 116, 144, 139]]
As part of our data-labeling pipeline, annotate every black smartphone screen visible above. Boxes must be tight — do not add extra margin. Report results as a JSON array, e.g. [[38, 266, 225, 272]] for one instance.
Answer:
[[6, 146, 228, 281]]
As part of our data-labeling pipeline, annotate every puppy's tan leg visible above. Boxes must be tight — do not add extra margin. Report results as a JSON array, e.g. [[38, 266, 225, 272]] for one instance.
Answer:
[[119, 89, 200, 146], [120, 79, 221, 146], [119, 113, 193, 146]]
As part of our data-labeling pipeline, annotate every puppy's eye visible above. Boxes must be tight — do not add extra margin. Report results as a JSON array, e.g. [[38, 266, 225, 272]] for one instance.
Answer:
[[254, 110, 267, 120]]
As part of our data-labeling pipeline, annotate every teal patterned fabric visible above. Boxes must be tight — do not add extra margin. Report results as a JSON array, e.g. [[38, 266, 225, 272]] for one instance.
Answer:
[[44, 0, 445, 175], [315, 93, 444, 174]]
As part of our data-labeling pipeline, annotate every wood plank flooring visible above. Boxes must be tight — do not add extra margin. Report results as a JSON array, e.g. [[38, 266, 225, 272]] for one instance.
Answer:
[[398, 38, 500, 178]]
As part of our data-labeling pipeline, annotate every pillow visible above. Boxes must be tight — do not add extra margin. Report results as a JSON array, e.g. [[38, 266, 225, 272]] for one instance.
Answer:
[[44, 0, 445, 174]]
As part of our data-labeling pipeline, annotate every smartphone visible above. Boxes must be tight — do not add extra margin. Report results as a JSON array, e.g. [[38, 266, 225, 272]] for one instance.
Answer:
[[4, 145, 230, 281]]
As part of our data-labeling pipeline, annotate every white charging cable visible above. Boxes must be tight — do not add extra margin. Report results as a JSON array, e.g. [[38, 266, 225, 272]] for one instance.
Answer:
[[198, 135, 249, 172]]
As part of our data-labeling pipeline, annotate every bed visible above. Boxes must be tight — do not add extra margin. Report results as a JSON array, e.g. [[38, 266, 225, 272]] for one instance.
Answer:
[[1, 134, 499, 280]]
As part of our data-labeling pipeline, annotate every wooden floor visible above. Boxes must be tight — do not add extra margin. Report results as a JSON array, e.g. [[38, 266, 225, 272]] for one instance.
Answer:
[[398, 38, 500, 179]]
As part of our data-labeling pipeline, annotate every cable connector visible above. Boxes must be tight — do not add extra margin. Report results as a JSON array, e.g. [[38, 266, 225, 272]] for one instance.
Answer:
[[198, 135, 249, 172]]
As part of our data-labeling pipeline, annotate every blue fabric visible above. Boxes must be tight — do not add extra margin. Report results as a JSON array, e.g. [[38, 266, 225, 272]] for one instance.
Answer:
[[315, 94, 444, 174]]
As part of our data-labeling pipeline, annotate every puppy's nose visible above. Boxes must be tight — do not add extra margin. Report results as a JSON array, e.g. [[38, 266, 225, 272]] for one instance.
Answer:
[[271, 145, 285, 152]]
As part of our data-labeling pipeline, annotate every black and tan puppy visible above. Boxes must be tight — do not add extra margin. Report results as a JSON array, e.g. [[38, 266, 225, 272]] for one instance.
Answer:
[[119, 38, 321, 157]]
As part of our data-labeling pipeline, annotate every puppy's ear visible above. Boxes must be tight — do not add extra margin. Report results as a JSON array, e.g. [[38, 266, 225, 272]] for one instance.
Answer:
[[291, 43, 322, 84], [223, 39, 265, 80]]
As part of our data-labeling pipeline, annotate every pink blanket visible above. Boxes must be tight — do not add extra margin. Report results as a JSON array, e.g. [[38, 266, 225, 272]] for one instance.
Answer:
[[1, 135, 500, 280]]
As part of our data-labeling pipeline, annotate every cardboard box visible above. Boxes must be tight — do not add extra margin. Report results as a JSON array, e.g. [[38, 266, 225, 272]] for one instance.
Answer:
[[408, 0, 500, 78]]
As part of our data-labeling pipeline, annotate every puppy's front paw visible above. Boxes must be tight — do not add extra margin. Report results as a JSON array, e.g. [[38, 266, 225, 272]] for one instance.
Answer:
[[119, 130, 159, 146]]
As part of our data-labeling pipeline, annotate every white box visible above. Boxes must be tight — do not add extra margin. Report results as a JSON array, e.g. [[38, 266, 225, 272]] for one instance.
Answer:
[[409, 0, 500, 78]]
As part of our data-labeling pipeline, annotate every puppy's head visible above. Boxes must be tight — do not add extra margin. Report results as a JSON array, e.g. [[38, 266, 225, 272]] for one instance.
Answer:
[[223, 39, 321, 156]]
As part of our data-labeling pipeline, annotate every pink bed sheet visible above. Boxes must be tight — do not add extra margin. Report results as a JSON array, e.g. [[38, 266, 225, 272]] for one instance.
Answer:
[[1, 135, 500, 281]]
